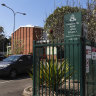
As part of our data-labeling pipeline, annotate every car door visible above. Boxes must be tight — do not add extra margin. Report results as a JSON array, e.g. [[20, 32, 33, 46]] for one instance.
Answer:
[[17, 55, 28, 73], [26, 55, 33, 71]]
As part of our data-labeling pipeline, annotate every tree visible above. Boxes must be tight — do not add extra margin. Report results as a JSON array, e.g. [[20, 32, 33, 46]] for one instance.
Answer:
[[44, 6, 87, 41], [86, 0, 96, 42], [44, 5, 95, 42], [13, 39, 24, 54], [0, 37, 11, 53], [0, 26, 5, 53], [0, 26, 4, 33], [0, 27, 11, 54], [0, 26, 4, 40]]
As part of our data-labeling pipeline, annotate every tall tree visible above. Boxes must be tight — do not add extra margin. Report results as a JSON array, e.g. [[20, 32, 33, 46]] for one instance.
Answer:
[[0, 26, 4, 33], [44, 6, 87, 41], [86, 0, 96, 41], [0, 26, 11, 53], [44, 4, 96, 42], [0, 26, 4, 40]]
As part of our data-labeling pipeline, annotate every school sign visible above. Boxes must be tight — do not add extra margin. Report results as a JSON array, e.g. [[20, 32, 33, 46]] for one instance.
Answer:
[[64, 12, 82, 40], [64, 12, 82, 80]]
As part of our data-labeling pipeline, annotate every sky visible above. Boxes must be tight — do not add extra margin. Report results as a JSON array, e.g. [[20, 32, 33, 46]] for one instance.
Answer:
[[0, 0, 87, 38]]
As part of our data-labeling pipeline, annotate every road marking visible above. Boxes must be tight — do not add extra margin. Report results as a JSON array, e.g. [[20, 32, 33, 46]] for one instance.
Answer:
[[0, 78, 31, 84], [0, 80, 13, 84]]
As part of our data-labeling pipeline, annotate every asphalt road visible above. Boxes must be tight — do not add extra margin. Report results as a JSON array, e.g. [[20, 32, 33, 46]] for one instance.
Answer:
[[0, 74, 32, 96]]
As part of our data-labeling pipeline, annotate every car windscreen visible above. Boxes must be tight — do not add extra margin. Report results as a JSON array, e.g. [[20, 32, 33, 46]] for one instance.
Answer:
[[3, 55, 21, 62]]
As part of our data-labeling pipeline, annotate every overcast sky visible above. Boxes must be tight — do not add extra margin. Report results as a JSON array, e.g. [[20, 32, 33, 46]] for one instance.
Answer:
[[0, 0, 87, 38]]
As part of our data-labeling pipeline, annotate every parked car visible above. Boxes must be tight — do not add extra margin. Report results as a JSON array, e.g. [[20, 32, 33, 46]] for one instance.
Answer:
[[0, 54, 33, 78], [0, 54, 6, 61]]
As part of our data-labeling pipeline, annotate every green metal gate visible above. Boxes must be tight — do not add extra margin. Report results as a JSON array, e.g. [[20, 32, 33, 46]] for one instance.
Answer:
[[33, 38, 85, 96], [85, 40, 96, 96]]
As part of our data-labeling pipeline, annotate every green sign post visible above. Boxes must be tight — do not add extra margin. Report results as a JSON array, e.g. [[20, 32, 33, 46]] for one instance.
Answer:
[[64, 12, 82, 40], [64, 12, 82, 82]]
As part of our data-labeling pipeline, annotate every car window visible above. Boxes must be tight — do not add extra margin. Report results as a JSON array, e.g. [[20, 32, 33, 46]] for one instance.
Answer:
[[27, 55, 32, 60], [19, 56, 28, 62], [3, 55, 21, 62], [27, 55, 33, 62]]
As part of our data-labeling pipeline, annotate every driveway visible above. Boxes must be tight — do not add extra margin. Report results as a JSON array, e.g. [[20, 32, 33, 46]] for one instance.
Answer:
[[0, 74, 32, 96]]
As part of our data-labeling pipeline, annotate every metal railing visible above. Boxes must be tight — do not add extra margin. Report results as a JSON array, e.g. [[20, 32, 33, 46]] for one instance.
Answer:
[[33, 39, 84, 96]]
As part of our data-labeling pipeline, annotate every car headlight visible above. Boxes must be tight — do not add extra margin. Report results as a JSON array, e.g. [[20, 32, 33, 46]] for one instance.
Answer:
[[0, 64, 10, 69]]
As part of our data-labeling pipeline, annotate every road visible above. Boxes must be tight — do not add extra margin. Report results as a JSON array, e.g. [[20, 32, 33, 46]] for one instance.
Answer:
[[0, 74, 32, 96]]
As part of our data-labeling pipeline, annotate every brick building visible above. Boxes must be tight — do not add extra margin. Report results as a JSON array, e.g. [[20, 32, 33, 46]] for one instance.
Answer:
[[11, 25, 43, 54]]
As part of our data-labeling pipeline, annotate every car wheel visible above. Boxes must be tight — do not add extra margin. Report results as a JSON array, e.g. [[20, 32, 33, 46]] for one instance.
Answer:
[[10, 70, 17, 78]]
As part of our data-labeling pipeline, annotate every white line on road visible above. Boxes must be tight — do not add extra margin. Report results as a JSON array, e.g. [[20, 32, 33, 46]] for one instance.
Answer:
[[0, 80, 13, 84], [0, 78, 31, 84]]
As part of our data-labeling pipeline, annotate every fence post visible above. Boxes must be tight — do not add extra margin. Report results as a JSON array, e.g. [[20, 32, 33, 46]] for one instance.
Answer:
[[80, 37, 86, 96], [33, 40, 36, 96]]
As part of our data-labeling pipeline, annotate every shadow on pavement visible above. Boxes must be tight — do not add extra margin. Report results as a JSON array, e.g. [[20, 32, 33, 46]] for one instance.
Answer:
[[0, 73, 31, 80]]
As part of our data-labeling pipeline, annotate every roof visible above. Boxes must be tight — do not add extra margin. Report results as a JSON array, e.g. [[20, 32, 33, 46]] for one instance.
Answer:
[[11, 25, 43, 34], [20, 25, 43, 29]]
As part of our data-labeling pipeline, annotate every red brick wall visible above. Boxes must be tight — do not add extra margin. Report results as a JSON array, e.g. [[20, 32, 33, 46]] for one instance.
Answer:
[[20, 27, 24, 53], [23, 27, 27, 54], [11, 27, 43, 55], [27, 27, 30, 54], [29, 27, 33, 54], [11, 33, 13, 51]]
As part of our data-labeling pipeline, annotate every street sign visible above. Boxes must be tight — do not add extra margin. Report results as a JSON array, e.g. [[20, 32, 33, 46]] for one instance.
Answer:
[[64, 12, 82, 80], [86, 46, 91, 59], [92, 47, 96, 60], [86, 59, 89, 73], [64, 12, 82, 40]]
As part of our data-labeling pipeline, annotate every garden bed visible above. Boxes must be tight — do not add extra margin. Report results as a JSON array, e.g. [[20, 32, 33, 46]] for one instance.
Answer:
[[23, 80, 80, 96]]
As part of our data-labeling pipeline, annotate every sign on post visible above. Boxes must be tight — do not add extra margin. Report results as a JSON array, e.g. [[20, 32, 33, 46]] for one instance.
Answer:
[[64, 12, 82, 80], [86, 46, 91, 59], [86, 59, 89, 73], [92, 47, 96, 60], [64, 12, 82, 40]]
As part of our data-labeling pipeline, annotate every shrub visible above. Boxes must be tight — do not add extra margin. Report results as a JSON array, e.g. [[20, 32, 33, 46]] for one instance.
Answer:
[[29, 58, 73, 92], [39, 59, 73, 91]]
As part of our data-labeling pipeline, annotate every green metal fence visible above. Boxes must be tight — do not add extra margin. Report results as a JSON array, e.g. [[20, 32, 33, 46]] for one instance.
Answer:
[[33, 39, 84, 96], [85, 40, 96, 96]]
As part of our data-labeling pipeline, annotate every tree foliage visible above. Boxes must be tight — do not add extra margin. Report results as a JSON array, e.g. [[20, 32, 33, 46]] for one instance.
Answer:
[[0, 26, 4, 40], [86, 0, 96, 41], [44, 5, 96, 42], [0, 26, 4, 33], [13, 40, 24, 54], [39, 59, 73, 91], [44, 6, 87, 41], [0, 37, 10, 53], [0, 26, 10, 53]]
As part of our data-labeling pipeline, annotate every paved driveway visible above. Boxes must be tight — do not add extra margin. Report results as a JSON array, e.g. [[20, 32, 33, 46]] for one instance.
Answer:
[[0, 74, 32, 96]]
